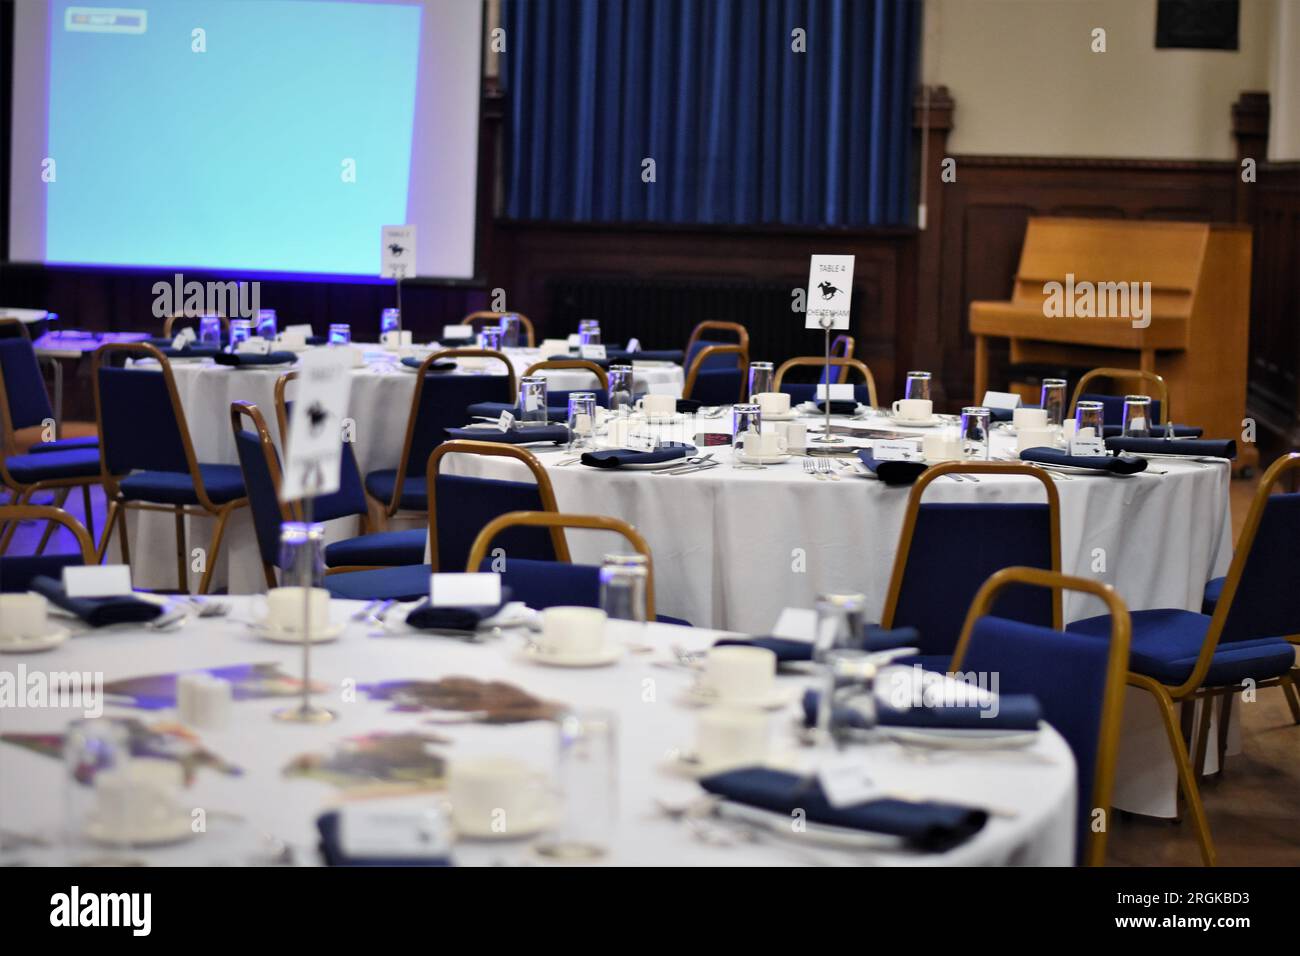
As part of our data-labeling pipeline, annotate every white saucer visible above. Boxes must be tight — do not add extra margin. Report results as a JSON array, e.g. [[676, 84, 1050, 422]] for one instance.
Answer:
[[0, 627, 70, 653], [880, 726, 1040, 750], [679, 685, 797, 710], [454, 808, 555, 840], [516, 644, 625, 668], [85, 812, 198, 847], [734, 451, 792, 465], [659, 748, 801, 780], [885, 416, 942, 428], [251, 622, 345, 644], [759, 410, 799, 422]]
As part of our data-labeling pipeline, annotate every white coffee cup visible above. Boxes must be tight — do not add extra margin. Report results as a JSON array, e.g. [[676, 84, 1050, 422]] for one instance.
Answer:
[[539, 606, 607, 658], [264, 586, 331, 633], [0, 593, 48, 642], [755, 392, 790, 417], [701, 646, 776, 704], [92, 758, 184, 834], [891, 398, 933, 422], [922, 432, 963, 462], [447, 757, 549, 835], [1016, 427, 1056, 453], [695, 707, 771, 771], [1013, 407, 1048, 430], [636, 394, 676, 418], [776, 420, 807, 451], [742, 430, 787, 458]]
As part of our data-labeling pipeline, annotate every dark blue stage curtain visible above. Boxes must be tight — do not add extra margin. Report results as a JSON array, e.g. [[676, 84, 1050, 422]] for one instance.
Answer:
[[501, 0, 922, 228]]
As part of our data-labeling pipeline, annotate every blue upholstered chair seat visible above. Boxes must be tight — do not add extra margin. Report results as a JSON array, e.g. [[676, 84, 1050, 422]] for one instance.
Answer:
[[325, 530, 426, 568], [656, 614, 692, 626], [364, 470, 427, 511], [890, 653, 953, 673], [119, 464, 246, 505], [26, 437, 100, 455], [4, 448, 101, 482], [0, 553, 85, 593], [324, 564, 432, 601], [1067, 609, 1296, 686], [781, 383, 872, 406], [1201, 576, 1226, 616]]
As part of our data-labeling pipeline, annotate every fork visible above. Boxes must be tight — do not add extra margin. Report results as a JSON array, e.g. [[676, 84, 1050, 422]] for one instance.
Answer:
[[803, 458, 825, 480], [817, 458, 840, 481]]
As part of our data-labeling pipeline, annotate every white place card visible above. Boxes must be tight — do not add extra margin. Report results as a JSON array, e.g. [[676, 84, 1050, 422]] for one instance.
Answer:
[[171, 327, 196, 350], [805, 254, 855, 331], [280, 348, 355, 500], [430, 572, 501, 608], [771, 607, 816, 642], [981, 390, 1022, 410], [626, 433, 658, 452], [496, 410, 515, 432], [566, 333, 581, 347], [580, 344, 607, 360], [815, 383, 855, 401], [236, 337, 271, 355], [874, 440, 921, 461], [626, 337, 641, 353], [442, 324, 474, 341], [337, 803, 453, 860], [64, 564, 133, 598], [381, 330, 412, 348], [818, 755, 881, 809], [380, 224, 417, 280], [1069, 436, 1107, 457], [286, 323, 313, 337]]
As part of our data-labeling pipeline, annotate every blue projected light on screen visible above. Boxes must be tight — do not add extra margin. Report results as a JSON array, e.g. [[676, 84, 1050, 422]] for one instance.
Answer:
[[45, 1, 422, 276]]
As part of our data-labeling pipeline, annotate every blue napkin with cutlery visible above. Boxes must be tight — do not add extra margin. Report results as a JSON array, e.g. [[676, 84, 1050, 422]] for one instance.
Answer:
[[1104, 437, 1236, 460], [1101, 424, 1201, 439], [714, 625, 921, 663], [400, 358, 458, 372], [698, 767, 988, 852], [405, 590, 510, 632], [800, 687, 1042, 732], [212, 351, 298, 368], [580, 442, 695, 468], [856, 449, 928, 486], [1019, 446, 1147, 475], [444, 425, 569, 445], [316, 811, 453, 867], [29, 576, 163, 628]]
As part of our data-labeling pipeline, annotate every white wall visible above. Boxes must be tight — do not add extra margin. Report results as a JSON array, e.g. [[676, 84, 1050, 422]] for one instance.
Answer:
[[922, 0, 1283, 160]]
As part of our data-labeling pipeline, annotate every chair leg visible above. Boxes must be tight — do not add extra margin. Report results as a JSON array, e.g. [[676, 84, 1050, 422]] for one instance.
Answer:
[[197, 504, 238, 595], [174, 506, 188, 593], [81, 483, 95, 542], [1282, 672, 1300, 725], [35, 488, 72, 556], [1137, 677, 1217, 866], [1216, 691, 1233, 774], [116, 501, 132, 566], [1191, 692, 1214, 779], [0, 487, 32, 553], [97, 498, 120, 563]]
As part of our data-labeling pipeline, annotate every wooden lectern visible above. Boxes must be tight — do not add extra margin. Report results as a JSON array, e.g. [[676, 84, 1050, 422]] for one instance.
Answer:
[[969, 217, 1254, 469]]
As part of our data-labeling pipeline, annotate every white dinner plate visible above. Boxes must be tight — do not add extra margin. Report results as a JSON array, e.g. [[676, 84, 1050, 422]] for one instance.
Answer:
[[516, 644, 625, 668], [884, 415, 942, 428], [85, 812, 198, 848], [0, 627, 71, 653], [734, 451, 793, 465], [879, 725, 1041, 750], [759, 410, 800, 422]]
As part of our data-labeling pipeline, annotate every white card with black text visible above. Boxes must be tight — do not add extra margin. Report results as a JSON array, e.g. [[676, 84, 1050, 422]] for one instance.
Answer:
[[430, 573, 501, 608], [805, 254, 855, 331], [380, 225, 417, 279]]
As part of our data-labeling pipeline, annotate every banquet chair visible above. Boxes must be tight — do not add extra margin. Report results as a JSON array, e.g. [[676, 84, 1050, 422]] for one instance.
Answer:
[[0, 504, 96, 593], [230, 402, 431, 601], [0, 317, 31, 340], [272, 374, 425, 570], [162, 313, 228, 339], [881, 462, 1062, 667], [426, 440, 567, 572], [466, 511, 662, 619], [1069, 367, 1168, 426], [365, 349, 516, 519], [683, 344, 748, 405], [1065, 452, 1300, 867], [462, 311, 536, 347], [93, 343, 247, 594], [685, 320, 749, 370], [951, 567, 1130, 866], [522, 359, 610, 407], [773, 356, 878, 408], [0, 335, 102, 553]]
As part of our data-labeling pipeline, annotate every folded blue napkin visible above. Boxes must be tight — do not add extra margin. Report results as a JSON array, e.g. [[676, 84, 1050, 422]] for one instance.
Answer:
[[316, 811, 452, 867], [1104, 437, 1236, 460], [580, 441, 695, 468], [698, 767, 988, 852], [714, 625, 921, 663], [444, 425, 569, 445], [1101, 424, 1202, 439], [606, 348, 684, 364], [212, 351, 298, 367], [800, 688, 1042, 732], [815, 399, 859, 415], [676, 399, 703, 414], [400, 357, 458, 372], [405, 589, 510, 632], [1019, 446, 1147, 475], [987, 406, 1028, 423], [29, 575, 163, 628], [856, 449, 928, 486]]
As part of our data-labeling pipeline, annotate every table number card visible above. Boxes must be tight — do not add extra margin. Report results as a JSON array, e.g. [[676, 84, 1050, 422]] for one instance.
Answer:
[[626, 432, 659, 452], [64, 565, 133, 598], [874, 440, 921, 461], [497, 410, 515, 432], [815, 383, 855, 401], [442, 324, 474, 341], [771, 607, 816, 642], [805, 254, 855, 331], [381, 225, 417, 280], [280, 348, 355, 501], [981, 390, 1021, 411], [1069, 436, 1107, 457], [580, 344, 607, 360], [430, 572, 501, 608], [235, 337, 272, 355]]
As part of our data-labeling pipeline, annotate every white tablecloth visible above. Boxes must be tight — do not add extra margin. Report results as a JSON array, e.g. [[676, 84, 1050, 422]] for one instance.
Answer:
[[0, 601, 1076, 867]]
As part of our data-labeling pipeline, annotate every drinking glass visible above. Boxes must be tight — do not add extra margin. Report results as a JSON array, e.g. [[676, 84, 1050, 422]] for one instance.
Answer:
[[63, 717, 131, 861], [599, 554, 648, 623], [1121, 395, 1152, 438], [813, 592, 867, 663], [536, 709, 617, 860], [255, 309, 277, 340], [278, 521, 326, 589], [328, 323, 351, 345], [607, 364, 635, 413], [517, 375, 549, 424], [1040, 378, 1068, 427], [229, 319, 253, 348], [198, 315, 222, 347], [478, 327, 503, 351], [578, 319, 602, 347], [816, 649, 877, 741], [960, 406, 991, 459], [747, 362, 774, 402], [380, 308, 401, 336], [905, 371, 932, 402], [731, 403, 762, 449], [567, 392, 598, 450], [498, 314, 521, 348], [1075, 400, 1105, 439]]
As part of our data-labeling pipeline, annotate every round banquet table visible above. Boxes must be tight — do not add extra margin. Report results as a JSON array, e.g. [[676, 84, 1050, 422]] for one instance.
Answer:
[[0, 600, 1077, 867]]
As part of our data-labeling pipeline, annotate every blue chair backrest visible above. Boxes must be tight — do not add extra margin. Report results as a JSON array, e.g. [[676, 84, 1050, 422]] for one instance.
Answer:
[[548, 388, 610, 408], [436, 474, 558, 571], [960, 614, 1115, 865], [894, 503, 1055, 657], [686, 339, 741, 372], [481, 556, 601, 610], [688, 368, 742, 405], [232, 426, 287, 569], [1219, 491, 1300, 644], [405, 374, 512, 478], [97, 365, 189, 474], [281, 399, 367, 522], [0, 338, 55, 429], [0, 553, 85, 593], [1078, 392, 1162, 427], [780, 382, 872, 405]]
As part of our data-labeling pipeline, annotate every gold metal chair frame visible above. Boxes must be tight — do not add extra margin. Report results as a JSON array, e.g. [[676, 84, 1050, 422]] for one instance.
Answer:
[[163, 314, 230, 338], [466, 511, 657, 620], [951, 567, 1130, 867], [829, 334, 855, 384], [772, 356, 879, 409], [683, 344, 749, 404], [521, 359, 609, 390], [1070, 367, 1171, 424], [0, 503, 96, 565], [0, 317, 32, 340], [881, 462, 1064, 631], [92, 343, 248, 594], [462, 311, 536, 347], [686, 320, 750, 357], [376, 348, 517, 519], [425, 440, 569, 572]]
